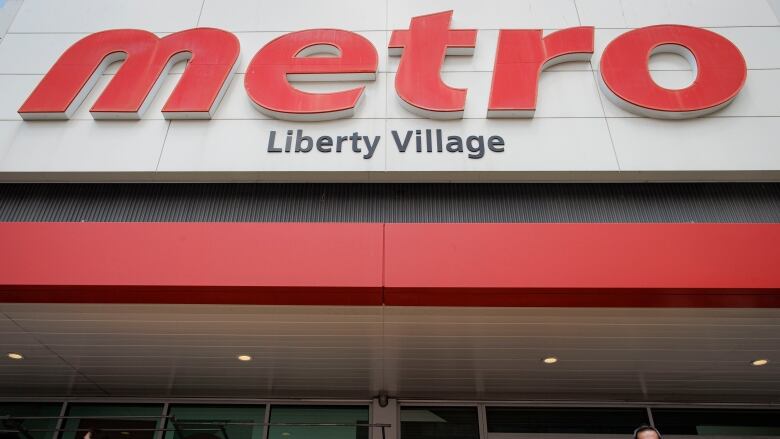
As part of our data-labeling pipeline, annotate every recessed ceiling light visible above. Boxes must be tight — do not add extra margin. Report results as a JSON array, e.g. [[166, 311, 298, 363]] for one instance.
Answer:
[[237, 354, 252, 362], [542, 356, 558, 364], [751, 358, 769, 367], [7, 352, 24, 360]]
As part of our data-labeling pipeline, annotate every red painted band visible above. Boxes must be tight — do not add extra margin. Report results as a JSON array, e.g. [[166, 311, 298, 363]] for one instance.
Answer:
[[384, 223, 780, 307], [1, 222, 778, 307], [0, 222, 384, 305]]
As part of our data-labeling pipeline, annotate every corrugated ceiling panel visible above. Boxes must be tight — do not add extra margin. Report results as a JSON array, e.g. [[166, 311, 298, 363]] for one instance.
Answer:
[[0, 183, 778, 222]]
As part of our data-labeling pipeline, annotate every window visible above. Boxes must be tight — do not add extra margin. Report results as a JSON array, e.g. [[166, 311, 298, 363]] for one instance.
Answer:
[[652, 408, 780, 436], [268, 406, 368, 439], [486, 407, 649, 435], [165, 405, 265, 439], [0, 403, 61, 439], [60, 404, 164, 439], [401, 407, 479, 439]]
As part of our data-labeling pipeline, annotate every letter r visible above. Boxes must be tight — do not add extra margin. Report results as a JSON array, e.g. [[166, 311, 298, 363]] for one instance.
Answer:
[[487, 27, 594, 118]]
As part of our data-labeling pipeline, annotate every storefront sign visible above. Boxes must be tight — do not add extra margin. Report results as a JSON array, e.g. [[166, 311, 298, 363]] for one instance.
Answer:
[[18, 11, 747, 122]]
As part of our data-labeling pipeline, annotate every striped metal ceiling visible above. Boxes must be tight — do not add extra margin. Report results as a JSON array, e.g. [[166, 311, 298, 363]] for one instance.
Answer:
[[1, 304, 779, 403]]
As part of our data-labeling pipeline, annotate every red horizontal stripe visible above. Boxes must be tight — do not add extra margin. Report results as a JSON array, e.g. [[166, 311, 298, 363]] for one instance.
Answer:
[[0, 222, 384, 305], [384, 223, 780, 307], [1, 222, 779, 307]]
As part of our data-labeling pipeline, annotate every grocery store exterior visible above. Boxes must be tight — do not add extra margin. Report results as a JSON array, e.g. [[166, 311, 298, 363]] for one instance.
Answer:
[[1, 0, 780, 438]]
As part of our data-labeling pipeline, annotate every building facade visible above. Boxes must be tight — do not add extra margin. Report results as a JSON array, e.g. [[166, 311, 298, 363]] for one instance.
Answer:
[[1, 0, 780, 438]]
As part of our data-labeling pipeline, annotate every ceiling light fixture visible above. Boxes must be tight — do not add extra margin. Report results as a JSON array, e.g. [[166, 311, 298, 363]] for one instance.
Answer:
[[542, 356, 558, 364], [237, 354, 252, 362], [7, 352, 24, 360], [751, 359, 769, 367]]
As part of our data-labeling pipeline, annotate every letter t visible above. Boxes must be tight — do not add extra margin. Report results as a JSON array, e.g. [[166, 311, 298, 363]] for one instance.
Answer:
[[389, 11, 477, 119]]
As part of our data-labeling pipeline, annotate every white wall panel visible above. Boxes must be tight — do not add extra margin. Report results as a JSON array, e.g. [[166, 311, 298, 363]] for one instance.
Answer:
[[572, 0, 625, 29], [714, 27, 780, 69], [771, 0, 780, 18], [0, 0, 777, 181], [200, 0, 386, 31], [388, 0, 580, 30], [0, 121, 19, 159], [576, 0, 779, 28], [609, 117, 780, 171], [0, 33, 83, 74], [0, 75, 39, 120], [0, 0, 23, 37], [9, 0, 202, 33], [0, 120, 168, 174], [214, 73, 267, 120]]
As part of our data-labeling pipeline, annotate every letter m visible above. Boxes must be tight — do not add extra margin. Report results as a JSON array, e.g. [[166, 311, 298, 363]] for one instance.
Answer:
[[18, 28, 240, 120]]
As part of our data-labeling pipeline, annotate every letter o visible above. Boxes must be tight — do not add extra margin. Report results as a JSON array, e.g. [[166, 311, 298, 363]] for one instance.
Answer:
[[599, 25, 747, 119]]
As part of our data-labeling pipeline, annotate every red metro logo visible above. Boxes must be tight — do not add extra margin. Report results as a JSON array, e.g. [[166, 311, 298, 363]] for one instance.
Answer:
[[18, 10, 747, 122]]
